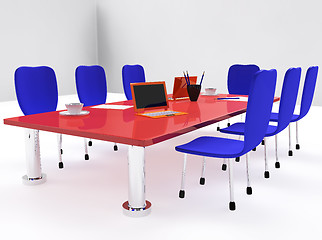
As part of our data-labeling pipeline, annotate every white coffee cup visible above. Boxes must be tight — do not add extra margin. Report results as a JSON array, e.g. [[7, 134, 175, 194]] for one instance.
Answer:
[[205, 88, 217, 95], [65, 103, 84, 114]]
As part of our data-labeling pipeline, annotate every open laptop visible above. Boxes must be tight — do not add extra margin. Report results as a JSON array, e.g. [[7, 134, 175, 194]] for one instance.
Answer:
[[172, 76, 197, 100], [130, 81, 187, 118]]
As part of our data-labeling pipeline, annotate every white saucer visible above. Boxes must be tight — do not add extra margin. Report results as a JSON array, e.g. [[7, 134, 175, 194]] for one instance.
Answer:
[[59, 110, 90, 116], [202, 93, 218, 96]]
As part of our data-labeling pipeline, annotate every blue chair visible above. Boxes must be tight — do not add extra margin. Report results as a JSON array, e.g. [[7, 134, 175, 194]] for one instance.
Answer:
[[218, 64, 260, 130], [175, 69, 277, 211], [75, 65, 119, 154], [220, 67, 301, 177], [15, 66, 63, 168], [122, 64, 146, 100], [269, 66, 318, 156]]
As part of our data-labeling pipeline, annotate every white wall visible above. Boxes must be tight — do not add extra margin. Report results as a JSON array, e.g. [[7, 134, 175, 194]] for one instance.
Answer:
[[0, 0, 97, 102], [97, 0, 322, 106]]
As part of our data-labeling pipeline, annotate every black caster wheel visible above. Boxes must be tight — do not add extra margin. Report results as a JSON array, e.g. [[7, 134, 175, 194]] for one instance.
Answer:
[[246, 186, 252, 195], [88, 141, 92, 146], [114, 145, 118, 151], [227, 123, 231, 127], [58, 162, 64, 169], [275, 162, 280, 168], [288, 150, 293, 156], [199, 177, 205, 185], [229, 201, 236, 211], [85, 154, 89, 160], [179, 190, 185, 198], [262, 140, 265, 145], [252, 147, 256, 151], [235, 157, 240, 162], [217, 126, 220, 131], [264, 171, 270, 179], [222, 164, 227, 171], [60, 149, 63, 154], [296, 144, 300, 150]]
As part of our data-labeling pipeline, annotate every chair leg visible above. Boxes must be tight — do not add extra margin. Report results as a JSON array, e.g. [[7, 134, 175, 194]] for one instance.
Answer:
[[179, 154, 187, 198], [295, 121, 300, 150], [275, 135, 280, 168], [222, 159, 227, 171], [288, 125, 293, 156], [84, 138, 89, 160], [227, 158, 236, 211], [200, 157, 206, 185], [264, 137, 270, 178], [217, 123, 220, 131], [57, 134, 63, 169], [227, 119, 231, 127], [114, 143, 118, 151], [245, 153, 252, 195]]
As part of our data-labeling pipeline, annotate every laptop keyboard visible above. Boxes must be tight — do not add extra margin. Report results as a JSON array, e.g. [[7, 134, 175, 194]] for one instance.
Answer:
[[141, 110, 180, 117]]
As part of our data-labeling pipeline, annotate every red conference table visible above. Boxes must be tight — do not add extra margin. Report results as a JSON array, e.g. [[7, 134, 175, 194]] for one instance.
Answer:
[[4, 94, 274, 217]]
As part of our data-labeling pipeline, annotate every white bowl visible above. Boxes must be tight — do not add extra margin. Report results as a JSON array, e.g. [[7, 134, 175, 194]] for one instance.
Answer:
[[65, 103, 84, 114], [205, 88, 217, 95]]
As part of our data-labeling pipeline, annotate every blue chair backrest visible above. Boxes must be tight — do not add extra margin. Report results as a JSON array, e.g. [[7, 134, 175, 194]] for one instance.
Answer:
[[15, 66, 58, 115], [273, 67, 301, 134], [242, 69, 277, 154], [227, 64, 260, 95], [75, 65, 107, 107], [122, 64, 145, 100], [297, 66, 319, 120]]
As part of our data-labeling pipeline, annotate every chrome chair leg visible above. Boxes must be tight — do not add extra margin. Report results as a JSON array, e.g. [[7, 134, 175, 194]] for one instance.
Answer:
[[245, 153, 252, 195], [275, 135, 280, 168], [84, 138, 89, 160], [296, 121, 300, 150], [200, 157, 206, 185], [288, 124, 293, 156], [217, 123, 220, 131], [264, 137, 270, 178], [57, 133, 63, 169], [227, 158, 236, 210], [179, 153, 187, 198], [227, 118, 231, 127]]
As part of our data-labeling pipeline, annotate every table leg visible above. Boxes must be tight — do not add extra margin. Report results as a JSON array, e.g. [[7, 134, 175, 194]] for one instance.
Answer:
[[22, 129, 47, 185], [122, 145, 151, 217]]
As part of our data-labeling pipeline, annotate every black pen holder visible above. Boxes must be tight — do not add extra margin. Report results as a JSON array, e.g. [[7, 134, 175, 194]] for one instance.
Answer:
[[187, 84, 201, 101]]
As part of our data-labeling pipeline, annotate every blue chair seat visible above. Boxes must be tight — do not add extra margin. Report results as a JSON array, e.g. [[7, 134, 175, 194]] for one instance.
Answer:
[[175, 136, 244, 158], [270, 112, 300, 122], [220, 122, 278, 137]]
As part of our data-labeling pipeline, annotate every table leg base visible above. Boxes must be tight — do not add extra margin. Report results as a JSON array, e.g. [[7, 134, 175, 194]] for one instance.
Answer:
[[22, 173, 47, 185], [122, 200, 152, 217]]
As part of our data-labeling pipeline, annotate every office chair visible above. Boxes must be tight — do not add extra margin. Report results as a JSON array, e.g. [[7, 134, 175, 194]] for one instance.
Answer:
[[220, 67, 301, 178], [122, 64, 146, 100], [75, 65, 119, 154], [269, 66, 318, 156], [218, 64, 260, 130], [175, 69, 277, 211], [15, 66, 63, 168]]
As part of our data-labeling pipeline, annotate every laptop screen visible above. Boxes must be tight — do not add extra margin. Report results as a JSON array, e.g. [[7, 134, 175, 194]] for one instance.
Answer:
[[131, 81, 169, 112]]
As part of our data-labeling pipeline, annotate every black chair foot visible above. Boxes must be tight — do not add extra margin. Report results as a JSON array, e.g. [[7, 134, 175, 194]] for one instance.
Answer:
[[296, 144, 300, 150], [246, 186, 252, 195], [288, 150, 293, 156], [222, 164, 227, 171], [85, 154, 89, 160], [88, 141, 92, 146], [60, 149, 63, 154], [229, 201, 236, 211], [261, 140, 265, 145], [252, 147, 256, 151], [227, 123, 231, 127], [275, 162, 280, 168], [217, 126, 220, 131], [199, 177, 205, 185], [58, 162, 64, 169], [235, 157, 240, 162], [179, 190, 185, 198], [114, 144, 118, 151], [264, 171, 270, 178]]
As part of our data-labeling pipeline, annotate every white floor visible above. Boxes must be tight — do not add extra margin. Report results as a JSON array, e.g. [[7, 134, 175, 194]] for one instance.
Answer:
[[0, 94, 321, 240]]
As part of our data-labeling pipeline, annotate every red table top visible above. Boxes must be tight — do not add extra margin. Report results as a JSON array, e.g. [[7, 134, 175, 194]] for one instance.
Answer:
[[3, 94, 279, 147]]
